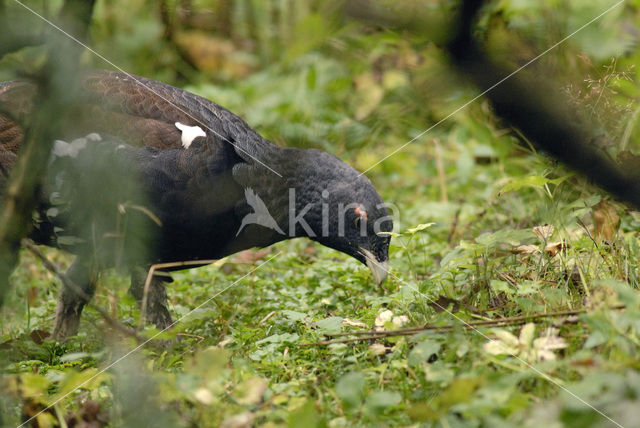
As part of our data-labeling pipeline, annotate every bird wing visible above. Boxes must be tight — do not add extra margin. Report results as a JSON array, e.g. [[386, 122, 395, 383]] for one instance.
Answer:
[[0, 80, 35, 154], [0, 70, 283, 238], [0, 70, 275, 160]]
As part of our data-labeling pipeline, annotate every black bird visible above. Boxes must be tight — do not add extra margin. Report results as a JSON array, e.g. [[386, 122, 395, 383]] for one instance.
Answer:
[[0, 71, 393, 339]]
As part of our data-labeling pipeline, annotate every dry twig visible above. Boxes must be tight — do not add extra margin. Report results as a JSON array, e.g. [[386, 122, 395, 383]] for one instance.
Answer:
[[303, 306, 625, 346], [23, 240, 145, 343], [139, 259, 218, 327]]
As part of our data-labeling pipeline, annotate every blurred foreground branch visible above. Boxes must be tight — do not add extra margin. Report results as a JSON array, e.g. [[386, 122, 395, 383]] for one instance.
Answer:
[[347, 1, 640, 209], [23, 240, 144, 342], [445, 1, 640, 209], [59, 0, 97, 40], [0, 1, 95, 306]]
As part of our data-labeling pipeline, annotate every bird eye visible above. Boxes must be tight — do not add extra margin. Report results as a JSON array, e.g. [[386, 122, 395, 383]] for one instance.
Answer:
[[355, 205, 368, 219], [354, 205, 368, 229]]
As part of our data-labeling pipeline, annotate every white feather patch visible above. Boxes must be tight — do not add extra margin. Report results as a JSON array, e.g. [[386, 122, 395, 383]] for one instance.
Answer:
[[175, 122, 206, 149], [51, 134, 101, 158]]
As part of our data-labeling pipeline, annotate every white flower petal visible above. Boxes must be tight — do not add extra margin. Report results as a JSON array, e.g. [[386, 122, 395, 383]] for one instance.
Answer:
[[483, 340, 518, 356], [392, 315, 409, 328], [374, 310, 394, 327], [493, 329, 520, 348], [519, 323, 536, 347], [194, 387, 214, 405]]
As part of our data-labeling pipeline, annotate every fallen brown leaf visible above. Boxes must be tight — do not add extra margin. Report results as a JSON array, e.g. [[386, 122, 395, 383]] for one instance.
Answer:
[[544, 241, 569, 256], [342, 318, 368, 328], [512, 244, 539, 255], [593, 199, 620, 241], [533, 224, 554, 240]]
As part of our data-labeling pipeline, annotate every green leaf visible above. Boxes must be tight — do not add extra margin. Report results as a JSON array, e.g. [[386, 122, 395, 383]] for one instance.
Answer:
[[424, 361, 455, 385], [405, 223, 435, 234], [516, 281, 541, 296], [17, 373, 51, 398], [306, 66, 317, 90], [439, 377, 482, 410], [256, 333, 300, 345], [407, 402, 438, 421], [584, 330, 607, 349], [288, 400, 321, 428], [499, 175, 566, 193], [336, 372, 365, 410], [59, 352, 92, 363], [476, 229, 535, 247], [490, 280, 514, 295], [408, 340, 441, 366], [282, 310, 307, 321], [315, 317, 343, 333], [364, 391, 402, 416], [52, 369, 110, 401]]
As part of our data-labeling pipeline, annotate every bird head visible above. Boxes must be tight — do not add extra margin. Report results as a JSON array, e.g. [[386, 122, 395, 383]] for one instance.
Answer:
[[283, 149, 393, 286], [313, 188, 393, 286], [232, 146, 393, 286]]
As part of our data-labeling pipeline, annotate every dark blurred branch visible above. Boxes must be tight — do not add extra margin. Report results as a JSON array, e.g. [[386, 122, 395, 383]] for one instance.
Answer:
[[445, 1, 640, 209], [348, 1, 640, 209], [0, 64, 76, 306], [345, 0, 453, 43], [59, 0, 96, 41], [345, 0, 422, 29], [159, 0, 198, 80], [23, 240, 144, 342], [0, 0, 95, 306], [0, 33, 46, 57], [217, 0, 233, 38], [160, 0, 175, 40], [244, 1, 259, 52]]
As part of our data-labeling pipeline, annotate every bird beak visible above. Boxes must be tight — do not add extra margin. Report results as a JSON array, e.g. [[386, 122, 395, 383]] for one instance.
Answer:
[[359, 248, 389, 286]]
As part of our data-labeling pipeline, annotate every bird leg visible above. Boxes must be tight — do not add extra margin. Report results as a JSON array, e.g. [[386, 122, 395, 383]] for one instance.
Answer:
[[52, 257, 97, 341], [129, 266, 173, 330]]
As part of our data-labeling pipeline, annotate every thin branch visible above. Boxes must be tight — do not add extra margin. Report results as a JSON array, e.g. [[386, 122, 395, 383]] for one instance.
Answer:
[[577, 219, 599, 249], [303, 306, 625, 346], [139, 259, 219, 327], [58, 0, 96, 41], [446, 1, 640, 209], [22, 240, 145, 343], [347, 1, 640, 209], [0, 0, 96, 307]]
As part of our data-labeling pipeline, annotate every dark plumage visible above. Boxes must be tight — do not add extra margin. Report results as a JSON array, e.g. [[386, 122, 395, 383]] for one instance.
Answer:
[[0, 71, 393, 339]]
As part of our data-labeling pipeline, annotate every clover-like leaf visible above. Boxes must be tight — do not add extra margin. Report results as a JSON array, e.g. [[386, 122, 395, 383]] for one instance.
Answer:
[[483, 323, 566, 362], [406, 222, 435, 234]]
